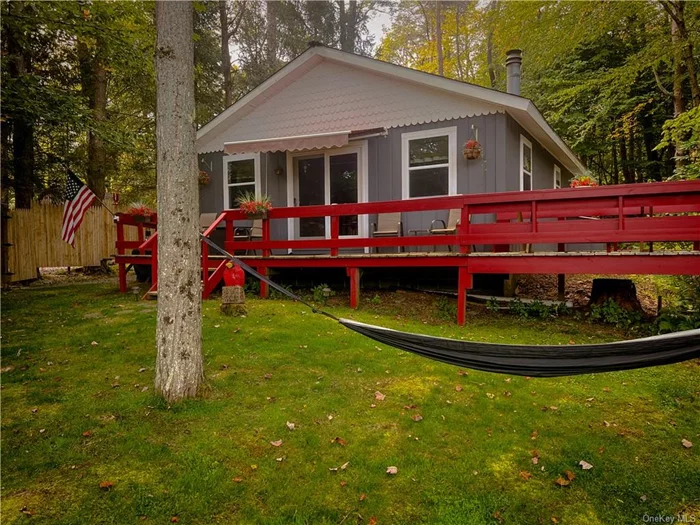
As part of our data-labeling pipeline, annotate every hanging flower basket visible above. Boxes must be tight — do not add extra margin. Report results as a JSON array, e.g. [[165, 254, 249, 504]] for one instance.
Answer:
[[462, 139, 482, 160], [198, 170, 211, 186], [237, 192, 272, 219]]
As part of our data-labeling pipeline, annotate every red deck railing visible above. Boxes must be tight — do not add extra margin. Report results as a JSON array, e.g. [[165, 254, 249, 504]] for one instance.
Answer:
[[115, 181, 700, 323]]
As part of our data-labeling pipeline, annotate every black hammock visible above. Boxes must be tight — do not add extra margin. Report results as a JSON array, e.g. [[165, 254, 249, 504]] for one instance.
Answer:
[[201, 236, 700, 378]]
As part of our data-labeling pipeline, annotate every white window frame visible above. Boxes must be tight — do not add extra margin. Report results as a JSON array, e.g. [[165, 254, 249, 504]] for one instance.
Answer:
[[554, 164, 562, 189], [401, 126, 457, 200], [222, 152, 261, 209], [520, 135, 533, 191]]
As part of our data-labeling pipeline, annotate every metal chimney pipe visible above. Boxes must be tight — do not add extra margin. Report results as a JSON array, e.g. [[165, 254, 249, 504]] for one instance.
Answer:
[[505, 49, 522, 96]]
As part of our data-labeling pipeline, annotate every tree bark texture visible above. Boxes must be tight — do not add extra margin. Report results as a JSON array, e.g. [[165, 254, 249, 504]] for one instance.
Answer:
[[6, 1, 36, 209], [219, 0, 233, 107], [78, 39, 109, 200], [435, 0, 444, 76], [155, 0, 203, 403]]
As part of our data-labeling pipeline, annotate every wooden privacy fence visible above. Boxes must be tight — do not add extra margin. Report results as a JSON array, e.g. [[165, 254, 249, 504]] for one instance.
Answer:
[[4, 201, 140, 282]]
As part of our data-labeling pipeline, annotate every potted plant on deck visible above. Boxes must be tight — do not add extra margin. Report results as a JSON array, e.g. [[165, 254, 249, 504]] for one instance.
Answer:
[[237, 192, 272, 219], [570, 172, 599, 188], [127, 203, 156, 223]]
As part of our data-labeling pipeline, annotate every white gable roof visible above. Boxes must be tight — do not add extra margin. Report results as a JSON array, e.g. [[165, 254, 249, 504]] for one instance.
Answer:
[[197, 46, 585, 174]]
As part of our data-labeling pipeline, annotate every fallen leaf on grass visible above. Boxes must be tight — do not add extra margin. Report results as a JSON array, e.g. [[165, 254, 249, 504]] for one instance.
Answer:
[[492, 510, 504, 523], [455, 385, 463, 392], [368, 517, 377, 525], [374, 391, 385, 401], [170, 517, 179, 523], [99, 481, 114, 490], [340, 481, 347, 487], [276, 457, 285, 462], [519, 471, 533, 480], [138, 367, 147, 373], [486, 393, 495, 399], [457, 370, 468, 376], [340, 461, 349, 470], [232, 477, 243, 483], [82, 431, 92, 437], [331, 437, 347, 446], [91, 341, 99, 346], [264, 373, 272, 380], [286, 421, 295, 431], [555, 470, 576, 486], [386, 466, 398, 475], [579, 460, 593, 470], [270, 440, 283, 447], [404, 404, 417, 410], [554, 476, 571, 487], [250, 465, 258, 470], [359, 493, 367, 501], [681, 439, 693, 448], [531, 430, 539, 440], [411, 414, 423, 422]]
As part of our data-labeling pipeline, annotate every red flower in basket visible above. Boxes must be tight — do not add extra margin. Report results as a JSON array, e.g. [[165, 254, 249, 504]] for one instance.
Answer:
[[570, 174, 598, 188], [126, 203, 155, 222], [223, 262, 245, 287], [462, 139, 482, 160], [237, 192, 272, 219]]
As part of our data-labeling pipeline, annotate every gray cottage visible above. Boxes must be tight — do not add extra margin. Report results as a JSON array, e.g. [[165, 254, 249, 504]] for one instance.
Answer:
[[196, 44, 584, 246]]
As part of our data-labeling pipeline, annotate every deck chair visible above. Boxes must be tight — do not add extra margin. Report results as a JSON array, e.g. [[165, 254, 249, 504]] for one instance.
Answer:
[[199, 213, 219, 232], [234, 219, 263, 254], [371, 212, 403, 253], [429, 209, 461, 252]]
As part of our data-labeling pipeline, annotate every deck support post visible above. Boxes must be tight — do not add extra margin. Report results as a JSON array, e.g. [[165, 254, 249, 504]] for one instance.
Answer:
[[259, 267, 269, 298], [347, 267, 360, 309], [457, 267, 472, 326], [557, 241, 565, 301], [118, 264, 127, 293]]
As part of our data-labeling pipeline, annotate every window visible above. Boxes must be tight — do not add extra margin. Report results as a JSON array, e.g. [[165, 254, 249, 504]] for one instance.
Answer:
[[223, 153, 260, 209], [520, 135, 533, 191], [554, 164, 561, 189], [402, 127, 457, 199]]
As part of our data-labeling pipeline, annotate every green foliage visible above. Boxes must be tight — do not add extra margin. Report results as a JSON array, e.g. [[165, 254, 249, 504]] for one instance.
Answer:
[[507, 298, 558, 319], [370, 293, 382, 305], [589, 299, 644, 329], [656, 106, 700, 180], [486, 297, 501, 312], [311, 283, 334, 305], [434, 295, 457, 321], [3, 282, 700, 524]]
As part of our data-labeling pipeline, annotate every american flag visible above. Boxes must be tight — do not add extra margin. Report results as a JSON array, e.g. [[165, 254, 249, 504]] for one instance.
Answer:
[[61, 172, 97, 246]]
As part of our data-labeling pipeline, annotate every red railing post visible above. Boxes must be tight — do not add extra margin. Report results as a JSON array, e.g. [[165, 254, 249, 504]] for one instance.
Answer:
[[262, 216, 271, 258], [459, 204, 470, 254], [457, 266, 472, 326], [201, 238, 209, 298], [116, 217, 127, 293], [330, 215, 339, 256], [347, 267, 360, 308]]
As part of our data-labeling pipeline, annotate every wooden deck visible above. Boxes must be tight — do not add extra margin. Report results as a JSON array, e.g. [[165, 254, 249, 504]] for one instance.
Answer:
[[114, 181, 700, 324]]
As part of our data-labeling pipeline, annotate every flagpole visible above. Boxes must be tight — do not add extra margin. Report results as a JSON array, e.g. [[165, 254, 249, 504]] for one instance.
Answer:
[[92, 194, 117, 219]]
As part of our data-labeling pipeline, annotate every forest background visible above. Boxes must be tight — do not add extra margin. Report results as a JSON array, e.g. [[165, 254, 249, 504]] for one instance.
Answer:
[[2, 0, 699, 208]]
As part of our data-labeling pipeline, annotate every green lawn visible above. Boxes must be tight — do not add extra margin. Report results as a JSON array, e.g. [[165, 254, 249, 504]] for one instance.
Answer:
[[1, 281, 698, 524]]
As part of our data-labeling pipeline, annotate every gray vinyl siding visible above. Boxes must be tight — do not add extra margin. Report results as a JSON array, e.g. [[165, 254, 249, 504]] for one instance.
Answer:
[[197, 113, 580, 253]]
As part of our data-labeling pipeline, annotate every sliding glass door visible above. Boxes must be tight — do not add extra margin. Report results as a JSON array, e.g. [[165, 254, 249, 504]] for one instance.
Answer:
[[293, 146, 363, 239]]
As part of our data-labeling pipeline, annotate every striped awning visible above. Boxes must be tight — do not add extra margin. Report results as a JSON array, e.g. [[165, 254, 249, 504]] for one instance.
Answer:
[[224, 130, 351, 155]]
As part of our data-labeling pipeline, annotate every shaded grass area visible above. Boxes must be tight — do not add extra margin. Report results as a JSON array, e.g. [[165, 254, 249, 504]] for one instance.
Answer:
[[1, 281, 699, 524]]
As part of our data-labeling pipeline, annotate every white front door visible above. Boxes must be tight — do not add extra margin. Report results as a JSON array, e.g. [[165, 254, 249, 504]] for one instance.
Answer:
[[287, 143, 368, 241]]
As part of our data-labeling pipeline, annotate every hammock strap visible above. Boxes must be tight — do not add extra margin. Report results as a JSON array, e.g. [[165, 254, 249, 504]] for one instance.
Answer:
[[200, 235, 339, 321]]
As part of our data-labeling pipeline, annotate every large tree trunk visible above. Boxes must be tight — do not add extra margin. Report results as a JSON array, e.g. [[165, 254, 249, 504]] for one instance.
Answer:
[[619, 137, 633, 184], [78, 39, 108, 200], [154, 0, 203, 403], [486, 1, 497, 88], [266, 0, 278, 71], [435, 0, 444, 76], [219, 0, 233, 107], [6, 1, 36, 209]]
